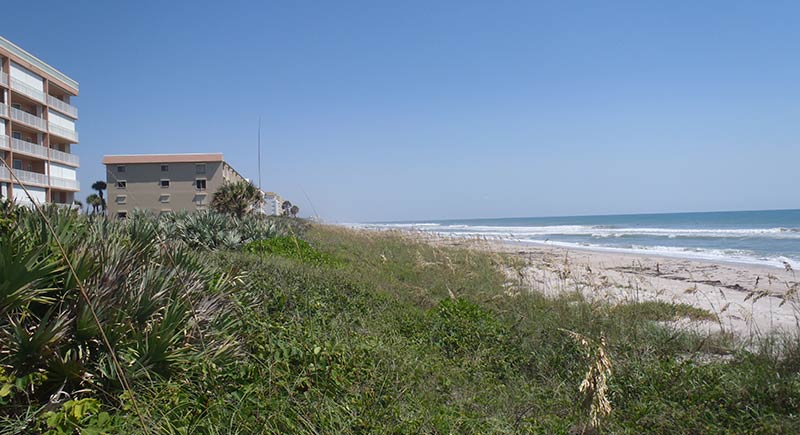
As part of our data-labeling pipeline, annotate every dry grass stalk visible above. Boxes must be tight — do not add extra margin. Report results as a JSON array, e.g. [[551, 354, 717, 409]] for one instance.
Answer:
[[561, 329, 612, 430]]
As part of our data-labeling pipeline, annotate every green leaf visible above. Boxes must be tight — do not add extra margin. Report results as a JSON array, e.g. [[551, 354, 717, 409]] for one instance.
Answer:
[[0, 383, 13, 398]]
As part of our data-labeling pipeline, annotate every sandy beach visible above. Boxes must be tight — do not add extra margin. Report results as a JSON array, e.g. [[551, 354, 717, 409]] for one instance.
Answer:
[[428, 235, 800, 337]]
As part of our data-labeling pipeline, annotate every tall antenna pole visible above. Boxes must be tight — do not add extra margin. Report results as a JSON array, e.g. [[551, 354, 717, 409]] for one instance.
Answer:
[[257, 116, 262, 189]]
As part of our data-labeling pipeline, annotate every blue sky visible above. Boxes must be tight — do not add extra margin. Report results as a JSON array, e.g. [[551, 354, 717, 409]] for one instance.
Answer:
[[5, 1, 800, 222]]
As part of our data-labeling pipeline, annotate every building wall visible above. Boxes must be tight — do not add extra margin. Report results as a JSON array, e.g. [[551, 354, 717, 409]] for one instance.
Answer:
[[9, 61, 44, 93], [13, 184, 46, 204], [49, 162, 77, 180], [106, 161, 227, 216], [48, 110, 76, 131]]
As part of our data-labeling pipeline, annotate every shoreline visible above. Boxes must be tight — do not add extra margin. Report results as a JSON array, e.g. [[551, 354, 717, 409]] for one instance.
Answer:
[[392, 230, 800, 337], [504, 237, 795, 271]]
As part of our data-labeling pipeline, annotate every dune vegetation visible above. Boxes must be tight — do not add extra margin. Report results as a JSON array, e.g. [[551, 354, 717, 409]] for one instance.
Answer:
[[2, 202, 800, 434]]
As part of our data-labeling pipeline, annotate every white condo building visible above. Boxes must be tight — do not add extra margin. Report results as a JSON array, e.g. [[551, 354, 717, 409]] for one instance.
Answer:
[[263, 191, 283, 216], [0, 36, 79, 205]]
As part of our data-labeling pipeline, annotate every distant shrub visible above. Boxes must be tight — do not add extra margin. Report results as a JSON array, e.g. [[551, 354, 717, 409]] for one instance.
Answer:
[[612, 301, 715, 322], [428, 298, 519, 373], [243, 237, 340, 266]]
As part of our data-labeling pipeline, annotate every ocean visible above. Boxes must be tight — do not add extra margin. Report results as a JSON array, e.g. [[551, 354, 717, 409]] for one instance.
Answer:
[[357, 209, 800, 269]]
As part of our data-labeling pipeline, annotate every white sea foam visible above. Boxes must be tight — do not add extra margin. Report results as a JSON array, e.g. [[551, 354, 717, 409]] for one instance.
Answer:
[[350, 222, 800, 269], [516, 239, 800, 269], [361, 223, 800, 239]]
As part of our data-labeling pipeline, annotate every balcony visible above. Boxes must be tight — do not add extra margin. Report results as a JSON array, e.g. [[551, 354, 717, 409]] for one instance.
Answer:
[[0, 166, 7, 180], [0, 102, 7, 118], [10, 78, 46, 103], [50, 176, 79, 191], [47, 96, 78, 118], [11, 168, 49, 186], [0, 71, 7, 88], [11, 137, 49, 159], [50, 148, 80, 166], [0, 135, 8, 151], [10, 106, 47, 131], [48, 123, 78, 143]]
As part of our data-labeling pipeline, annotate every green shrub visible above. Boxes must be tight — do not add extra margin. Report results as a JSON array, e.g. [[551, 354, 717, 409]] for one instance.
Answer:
[[428, 298, 520, 374], [243, 236, 340, 266], [611, 300, 716, 322]]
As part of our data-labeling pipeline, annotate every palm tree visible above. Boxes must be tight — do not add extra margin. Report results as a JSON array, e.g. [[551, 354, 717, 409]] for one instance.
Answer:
[[86, 194, 102, 214], [91, 181, 107, 212], [211, 181, 264, 218], [281, 200, 292, 217], [290, 205, 299, 218]]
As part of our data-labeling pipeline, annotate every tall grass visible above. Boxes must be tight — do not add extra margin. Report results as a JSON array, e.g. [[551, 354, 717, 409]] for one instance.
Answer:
[[2, 206, 800, 433], [0, 204, 283, 432]]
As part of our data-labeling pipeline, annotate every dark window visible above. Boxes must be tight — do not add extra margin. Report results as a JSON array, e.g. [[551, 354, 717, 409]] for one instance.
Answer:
[[116, 180, 126, 189], [117, 166, 126, 173], [160, 179, 170, 188], [12, 132, 21, 140], [161, 164, 169, 172], [195, 179, 207, 191], [117, 211, 127, 219], [13, 159, 22, 170]]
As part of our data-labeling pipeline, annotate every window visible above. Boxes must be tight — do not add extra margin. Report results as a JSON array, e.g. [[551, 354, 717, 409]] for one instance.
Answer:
[[160, 209, 172, 216], [195, 179, 207, 191], [159, 194, 170, 203], [12, 132, 21, 140], [161, 164, 169, 172], [116, 195, 126, 204], [117, 165, 126, 173], [160, 179, 170, 188], [196, 164, 206, 174], [194, 193, 207, 206], [117, 211, 127, 219], [116, 180, 126, 189], [11, 104, 21, 110], [13, 159, 22, 170]]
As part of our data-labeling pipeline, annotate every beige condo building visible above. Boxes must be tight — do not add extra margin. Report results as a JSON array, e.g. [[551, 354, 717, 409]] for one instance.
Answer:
[[0, 36, 80, 205], [102, 153, 247, 218]]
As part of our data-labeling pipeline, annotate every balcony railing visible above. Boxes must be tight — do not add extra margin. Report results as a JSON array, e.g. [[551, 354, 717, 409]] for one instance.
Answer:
[[50, 148, 80, 166], [10, 106, 47, 131], [11, 137, 49, 159], [10, 78, 46, 102], [0, 102, 7, 118], [48, 123, 78, 143], [12, 168, 49, 186], [0, 166, 8, 181], [47, 96, 78, 118], [50, 176, 79, 190], [0, 135, 8, 151], [0, 71, 7, 87]]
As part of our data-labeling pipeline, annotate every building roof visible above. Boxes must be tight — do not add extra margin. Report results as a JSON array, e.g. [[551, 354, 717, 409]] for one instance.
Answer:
[[102, 153, 224, 165], [0, 36, 78, 93]]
